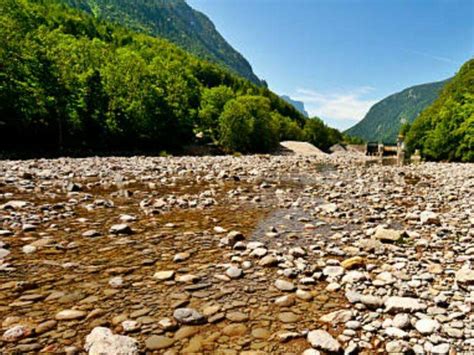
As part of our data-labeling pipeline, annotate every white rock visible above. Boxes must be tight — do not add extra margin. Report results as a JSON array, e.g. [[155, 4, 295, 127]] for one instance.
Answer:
[[307, 329, 341, 352], [85, 327, 138, 355], [415, 318, 439, 335], [385, 296, 426, 313]]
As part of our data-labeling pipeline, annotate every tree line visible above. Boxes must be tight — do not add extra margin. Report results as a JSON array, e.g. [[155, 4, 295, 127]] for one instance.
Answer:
[[0, 0, 342, 155]]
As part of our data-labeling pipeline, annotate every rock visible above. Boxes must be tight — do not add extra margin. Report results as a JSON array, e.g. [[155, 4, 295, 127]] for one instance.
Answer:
[[145, 335, 175, 350], [22, 245, 37, 254], [278, 312, 300, 323], [225, 266, 242, 279], [121, 320, 140, 332], [1, 200, 30, 210], [385, 296, 426, 313], [319, 203, 337, 213], [373, 227, 405, 243], [320, 309, 352, 324], [173, 252, 190, 262], [222, 324, 247, 336], [275, 295, 295, 306], [85, 327, 138, 355], [307, 329, 341, 352], [55, 310, 87, 321], [341, 256, 365, 270], [153, 270, 175, 281], [226, 311, 249, 322], [384, 327, 409, 339], [109, 224, 132, 235], [82, 230, 101, 238], [431, 343, 450, 354], [259, 255, 278, 267], [323, 266, 344, 278], [392, 314, 410, 329], [173, 308, 205, 325], [0, 248, 11, 259], [275, 279, 296, 292], [35, 320, 57, 334], [2, 325, 31, 342], [420, 211, 440, 225], [251, 328, 271, 339], [455, 268, 474, 285], [415, 318, 439, 335]]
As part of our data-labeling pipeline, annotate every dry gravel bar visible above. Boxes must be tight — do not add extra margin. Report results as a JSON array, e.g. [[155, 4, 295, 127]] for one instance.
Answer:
[[0, 154, 473, 354]]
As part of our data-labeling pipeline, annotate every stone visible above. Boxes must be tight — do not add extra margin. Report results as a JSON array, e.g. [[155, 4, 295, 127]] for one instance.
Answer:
[[392, 314, 410, 329], [55, 310, 87, 321], [307, 330, 341, 352], [385, 296, 426, 313], [109, 224, 133, 235], [415, 318, 439, 335], [373, 227, 405, 243], [222, 324, 247, 337], [384, 327, 409, 339], [173, 308, 205, 325], [35, 320, 57, 334], [278, 312, 300, 323], [2, 325, 31, 342], [226, 311, 249, 322], [455, 268, 474, 284], [275, 295, 295, 307], [173, 252, 190, 262], [341, 256, 365, 269], [420, 211, 440, 225], [226, 266, 243, 279], [85, 327, 138, 355], [82, 230, 101, 238], [320, 309, 352, 324], [259, 255, 278, 267], [323, 266, 344, 278], [0, 248, 11, 259], [275, 279, 295, 292], [153, 270, 175, 281], [144, 335, 174, 350]]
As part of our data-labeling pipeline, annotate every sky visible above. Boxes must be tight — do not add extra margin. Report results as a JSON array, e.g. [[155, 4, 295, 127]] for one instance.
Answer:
[[188, 0, 474, 130]]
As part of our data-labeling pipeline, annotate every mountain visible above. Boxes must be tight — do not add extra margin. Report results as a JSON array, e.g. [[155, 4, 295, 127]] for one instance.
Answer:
[[281, 95, 309, 117], [61, 0, 262, 84], [405, 59, 473, 162], [345, 79, 450, 143]]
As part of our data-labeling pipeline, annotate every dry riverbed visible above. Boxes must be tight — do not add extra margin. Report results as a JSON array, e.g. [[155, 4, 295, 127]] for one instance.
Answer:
[[0, 155, 473, 354]]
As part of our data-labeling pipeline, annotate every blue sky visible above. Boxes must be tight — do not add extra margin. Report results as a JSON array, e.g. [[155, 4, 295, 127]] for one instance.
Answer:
[[188, 0, 474, 130]]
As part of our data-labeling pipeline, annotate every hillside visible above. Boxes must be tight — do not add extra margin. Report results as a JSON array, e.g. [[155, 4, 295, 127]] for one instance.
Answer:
[[281, 95, 309, 117], [0, 0, 345, 156], [405, 59, 473, 162], [61, 0, 262, 84], [346, 79, 449, 143], [0, 0, 309, 154]]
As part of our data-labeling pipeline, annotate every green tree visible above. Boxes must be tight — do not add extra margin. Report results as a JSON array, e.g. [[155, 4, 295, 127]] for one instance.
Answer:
[[219, 95, 278, 153]]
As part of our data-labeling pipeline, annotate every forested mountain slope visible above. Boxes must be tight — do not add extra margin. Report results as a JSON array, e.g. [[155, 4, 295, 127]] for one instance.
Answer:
[[61, 0, 262, 84], [405, 59, 473, 162], [346, 79, 449, 143], [1, 0, 344, 155]]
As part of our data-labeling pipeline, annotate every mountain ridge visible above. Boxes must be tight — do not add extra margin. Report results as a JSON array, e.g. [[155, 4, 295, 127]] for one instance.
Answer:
[[281, 95, 309, 117], [346, 79, 450, 143], [61, 0, 262, 84]]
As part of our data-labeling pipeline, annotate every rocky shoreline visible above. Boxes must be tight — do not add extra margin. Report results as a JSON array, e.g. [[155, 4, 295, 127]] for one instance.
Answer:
[[0, 155, 473, 354]]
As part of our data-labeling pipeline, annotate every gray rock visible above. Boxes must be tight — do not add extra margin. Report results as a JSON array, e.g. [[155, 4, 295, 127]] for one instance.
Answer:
[[173, 308, 205, 325]]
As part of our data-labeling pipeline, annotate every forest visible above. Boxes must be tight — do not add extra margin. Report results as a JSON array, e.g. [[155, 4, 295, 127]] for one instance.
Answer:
[[0, 0, 342, 155], [404, 59, 473, 162]]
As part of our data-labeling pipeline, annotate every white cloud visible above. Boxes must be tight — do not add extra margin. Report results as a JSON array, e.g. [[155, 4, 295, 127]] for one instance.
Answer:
[[292, 87, 378, 124]]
